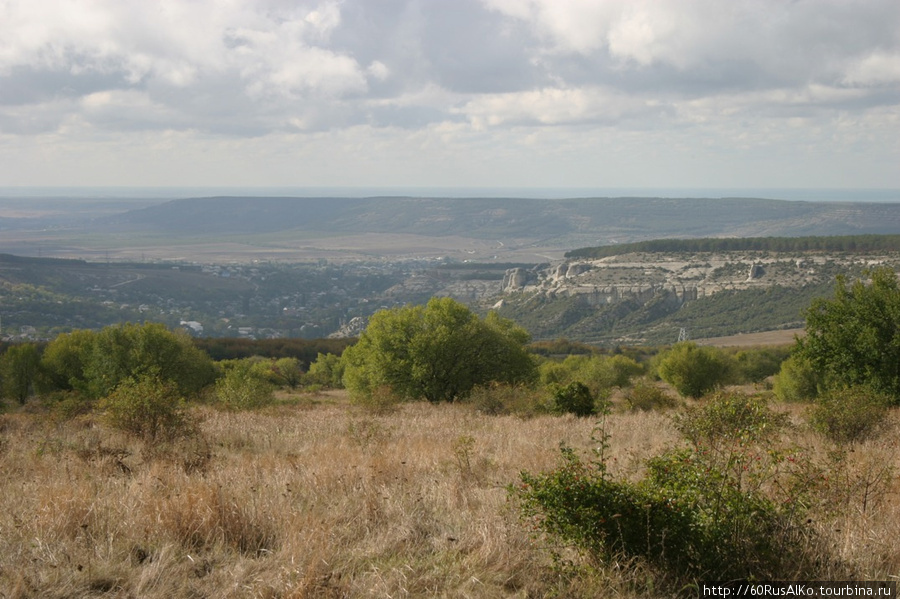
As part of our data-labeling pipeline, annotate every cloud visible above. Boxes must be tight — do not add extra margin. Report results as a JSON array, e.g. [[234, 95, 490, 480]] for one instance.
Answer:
[[0, 0, 897, 187]]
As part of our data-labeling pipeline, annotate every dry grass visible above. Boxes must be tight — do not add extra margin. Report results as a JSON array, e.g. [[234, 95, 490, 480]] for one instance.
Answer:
[[0, 394, 897, 598]]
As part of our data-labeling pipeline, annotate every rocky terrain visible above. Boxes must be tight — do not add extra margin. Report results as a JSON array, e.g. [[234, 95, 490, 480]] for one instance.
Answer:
[[489, 250, 900, 345]]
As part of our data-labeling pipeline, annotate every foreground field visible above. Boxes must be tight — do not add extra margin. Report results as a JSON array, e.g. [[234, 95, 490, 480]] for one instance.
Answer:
[[1, 392, 898, 598]]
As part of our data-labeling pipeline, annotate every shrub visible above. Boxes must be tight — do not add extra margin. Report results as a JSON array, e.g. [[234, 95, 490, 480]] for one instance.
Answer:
[[730, 346, 791, 384], [349, 384, 404, 414], [341, 298, 536, 402], [773, 355, 820, 402], [672, 391, 788, 452], [215, 361, 275, 410], [624, 381, 678, 412], [0, 343, 42, 404], [98, 375, 193, 442], [657, 342, 734, 398], [808, 386, 891, 444], [465, 382, 550, 417], [551, 381, 596, 417], [44, 391, 94, 422], [305, 352, 344, 388], [513, 393, 824, 585], [539, 354, 644, 400], [513, 444, 819, 584]]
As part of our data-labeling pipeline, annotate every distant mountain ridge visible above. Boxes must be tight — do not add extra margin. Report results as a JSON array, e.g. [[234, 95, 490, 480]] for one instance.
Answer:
[[101, 196, 900, 243]]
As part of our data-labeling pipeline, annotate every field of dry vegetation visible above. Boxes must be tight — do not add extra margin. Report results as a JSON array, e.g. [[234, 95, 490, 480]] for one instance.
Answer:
[[1, 390, 898, 598]]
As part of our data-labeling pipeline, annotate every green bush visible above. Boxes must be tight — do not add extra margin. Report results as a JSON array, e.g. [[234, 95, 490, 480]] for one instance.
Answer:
[[514, 445, 819, 583], [513, 391, 822, 584], [0, 343, 41, 404], [731, 346, 791, 384], [538, 354, 643, 400], [349, 384, 404, 414], [305, 352, 345, 388], [773, 355, 820, 402], [40, 323, 216, 399], [44, 391, 94, 422], [341, 298, 536, 402], [215, 361, 275, 410], [808, 386, 891, 444], [551, 381, 596, 417], [672, 391, 788, 451], [657, 342, 734, 398], [98, 375, 193, 442]]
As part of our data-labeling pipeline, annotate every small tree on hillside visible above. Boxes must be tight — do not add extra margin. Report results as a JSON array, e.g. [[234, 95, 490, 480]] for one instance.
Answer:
[[796, 267, 900, 402], [341, 297, 536, 402], [41, 323, 216, 399], [99, 374, 193, 442], [657, 342, 733, 398], [0, 343, 41, 404]]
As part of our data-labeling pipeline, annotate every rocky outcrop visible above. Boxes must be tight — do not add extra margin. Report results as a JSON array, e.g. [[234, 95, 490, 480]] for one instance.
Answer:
[[328, 316, 368, 338], [502, 267, 537, 292], [747, 263, 765, 281]]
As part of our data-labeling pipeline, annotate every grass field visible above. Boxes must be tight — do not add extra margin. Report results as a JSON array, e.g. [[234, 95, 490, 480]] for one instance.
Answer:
[[1, 390, 898, 598]]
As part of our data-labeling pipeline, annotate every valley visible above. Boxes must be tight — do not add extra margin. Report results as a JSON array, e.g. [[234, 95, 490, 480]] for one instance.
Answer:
[[3, 195, 900, 345]]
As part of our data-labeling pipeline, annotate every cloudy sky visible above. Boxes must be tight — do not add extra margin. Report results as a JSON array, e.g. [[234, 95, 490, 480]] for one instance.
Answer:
[[1, 0, 898, 190]]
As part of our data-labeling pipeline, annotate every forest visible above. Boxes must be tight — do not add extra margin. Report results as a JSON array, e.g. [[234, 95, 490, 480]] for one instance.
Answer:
[[566, 233, 900, 258]]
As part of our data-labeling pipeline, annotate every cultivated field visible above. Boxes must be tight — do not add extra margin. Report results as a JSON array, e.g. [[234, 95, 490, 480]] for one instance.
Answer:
[[1, 391, 898, 598]]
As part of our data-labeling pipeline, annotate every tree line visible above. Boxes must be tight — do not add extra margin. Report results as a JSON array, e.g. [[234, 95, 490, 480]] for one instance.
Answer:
[[566, 234, 900, 259]]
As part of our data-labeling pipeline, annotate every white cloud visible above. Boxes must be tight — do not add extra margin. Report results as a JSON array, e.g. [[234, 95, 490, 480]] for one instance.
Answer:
[[0, 0, 897, 188], [457, 86, 659, 128], [844, 52, 900, 86]]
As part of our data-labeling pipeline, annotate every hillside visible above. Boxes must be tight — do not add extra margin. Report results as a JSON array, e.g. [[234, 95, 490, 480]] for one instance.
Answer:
[[490, 245, 899, 345], [92, 196, 900, 263]]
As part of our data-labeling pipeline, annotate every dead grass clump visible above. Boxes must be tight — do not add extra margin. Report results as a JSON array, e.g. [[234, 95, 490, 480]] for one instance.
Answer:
[[148, 480, 278, 556]]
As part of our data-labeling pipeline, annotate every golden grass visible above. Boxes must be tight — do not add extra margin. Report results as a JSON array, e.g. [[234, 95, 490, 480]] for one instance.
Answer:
[[0, 395, 897, 598]]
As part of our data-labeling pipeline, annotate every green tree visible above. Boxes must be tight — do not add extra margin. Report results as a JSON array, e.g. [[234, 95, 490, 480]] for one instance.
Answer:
[[796, 267, 900, 401], [0, 343, 41, 404], [43, 323, 216, 400], [305, 352, 344, 388], [657, 342, 733, 398], [551, 381, 596, 416], [98, 374, 192, 442], [37, 329, 96, 394], [268, 357, 303, 389], [342, 297, 536, 403], [772, 355, 820, 402], [215, 359, 275, 410]]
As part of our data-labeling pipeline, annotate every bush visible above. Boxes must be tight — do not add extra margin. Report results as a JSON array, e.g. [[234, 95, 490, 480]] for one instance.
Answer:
[[657, 342, 734, 398], [808, 386, 891, 444], [215, 361, 275, 410], [731, 346, 791, 384], [773, 355, 820, 402], [304, 352, 345, 388], [341, 298, 536, 402], [465, 382, 550, 417], [514, 445, 820, 584], [538, 354, 643, 400], [44, 391, 94, 422], [349, 384, 404, 414], [672, 391, 788, 451], [98, 375, 193, 442], [513, 392, 824, 585], [624, 381, 678, 412], [551, 381, 596, 417]]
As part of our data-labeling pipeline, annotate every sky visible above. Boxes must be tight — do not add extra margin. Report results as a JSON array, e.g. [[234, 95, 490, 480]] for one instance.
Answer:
[[1, 0, 899, 191]]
